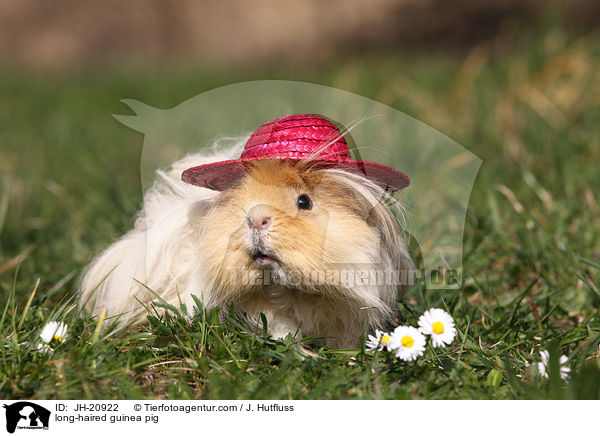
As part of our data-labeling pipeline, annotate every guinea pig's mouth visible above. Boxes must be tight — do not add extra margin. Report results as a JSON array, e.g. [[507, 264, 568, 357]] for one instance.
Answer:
[[250, 247, 279, 266]]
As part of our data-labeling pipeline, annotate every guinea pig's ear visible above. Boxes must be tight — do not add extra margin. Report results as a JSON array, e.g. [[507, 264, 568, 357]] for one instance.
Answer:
[[309, 171, 359, 215], [297, 161, 325, 187]]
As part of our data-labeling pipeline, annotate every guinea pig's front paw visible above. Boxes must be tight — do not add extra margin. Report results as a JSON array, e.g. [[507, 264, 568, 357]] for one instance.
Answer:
[[267, 320, 299, 342]]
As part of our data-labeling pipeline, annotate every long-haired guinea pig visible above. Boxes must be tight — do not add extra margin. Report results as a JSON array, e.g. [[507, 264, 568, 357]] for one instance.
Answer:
[[79, 115, 414, 348]]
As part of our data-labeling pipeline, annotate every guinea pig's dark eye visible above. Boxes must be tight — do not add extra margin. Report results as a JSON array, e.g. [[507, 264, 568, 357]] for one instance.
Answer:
[[297, 194, 312, 210]]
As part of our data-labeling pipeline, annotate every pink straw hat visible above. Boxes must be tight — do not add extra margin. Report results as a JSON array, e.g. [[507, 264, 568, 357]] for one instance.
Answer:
[[181, 114, 410, 192]]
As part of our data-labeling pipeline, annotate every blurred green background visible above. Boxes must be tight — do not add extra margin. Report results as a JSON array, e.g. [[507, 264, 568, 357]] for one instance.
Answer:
[[1, 0, 599, 399]]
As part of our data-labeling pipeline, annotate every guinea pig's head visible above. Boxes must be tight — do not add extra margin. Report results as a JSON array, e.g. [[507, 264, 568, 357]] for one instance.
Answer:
[[197, 159, 411, 301]]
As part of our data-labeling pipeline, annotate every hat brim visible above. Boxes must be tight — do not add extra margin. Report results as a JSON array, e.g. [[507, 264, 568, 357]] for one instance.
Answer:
[[181, 157, 410, 192]]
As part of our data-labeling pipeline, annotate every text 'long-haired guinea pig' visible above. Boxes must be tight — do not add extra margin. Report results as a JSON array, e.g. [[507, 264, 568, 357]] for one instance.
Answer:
[[79, 114, 414, 348]]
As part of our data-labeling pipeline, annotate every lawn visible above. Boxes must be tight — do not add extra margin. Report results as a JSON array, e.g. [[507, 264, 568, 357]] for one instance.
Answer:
[[1, 20, 599, 399]]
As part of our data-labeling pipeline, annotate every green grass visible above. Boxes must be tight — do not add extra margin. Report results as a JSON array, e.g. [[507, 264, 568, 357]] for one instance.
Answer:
[[1, 21, 600, 399]]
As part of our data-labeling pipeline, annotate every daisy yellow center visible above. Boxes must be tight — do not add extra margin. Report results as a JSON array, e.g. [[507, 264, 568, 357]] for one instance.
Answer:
[[401, 335, 414, 348], [432, 322, 444, 335], [380, 336, 390, 344], [54, 335, 63, 342]]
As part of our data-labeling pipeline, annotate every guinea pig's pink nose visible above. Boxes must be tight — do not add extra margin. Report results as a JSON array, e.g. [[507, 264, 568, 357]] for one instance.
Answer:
[[246, 212, 272, 230]]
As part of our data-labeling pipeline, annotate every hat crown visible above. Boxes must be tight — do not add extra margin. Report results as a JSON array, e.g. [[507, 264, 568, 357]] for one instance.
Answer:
[[181, 113, 409, 192], [242, 114, 350, 162]]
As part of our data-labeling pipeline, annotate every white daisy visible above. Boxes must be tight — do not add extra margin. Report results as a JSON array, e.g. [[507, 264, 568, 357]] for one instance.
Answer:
[[365, 330, 392, 352], [36, 343, 52, 353], [418, 308, 456, 347], [388, 326, 426, 361], [39, 321, 68, 350], [537, 350, 571, 380]]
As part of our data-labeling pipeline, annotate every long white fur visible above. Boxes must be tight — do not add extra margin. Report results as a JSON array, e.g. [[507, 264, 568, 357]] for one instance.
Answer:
[[79, 139, 241, 322]]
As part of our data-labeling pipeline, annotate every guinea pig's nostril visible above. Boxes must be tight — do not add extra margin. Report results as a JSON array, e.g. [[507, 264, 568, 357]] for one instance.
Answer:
[[260, 216, 271, 228], [246, 214, 272, 230]]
